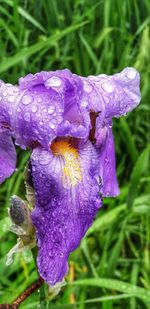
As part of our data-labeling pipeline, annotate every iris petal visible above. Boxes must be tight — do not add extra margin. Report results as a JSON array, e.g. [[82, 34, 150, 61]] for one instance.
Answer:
[[0, 131, 17, 184], [97, 127, 119, 197], [87, 67, 140, 119], [31, 141, 101, 285]]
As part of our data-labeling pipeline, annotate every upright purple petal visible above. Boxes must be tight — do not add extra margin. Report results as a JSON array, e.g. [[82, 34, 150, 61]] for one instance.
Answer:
[[0, 81, 19, 127], [31, 141, 101, 285], [87, 67, 140, 118], [15, 70, 92, 149], [15, 76, 64, 149], [0, 131, 17, 184]]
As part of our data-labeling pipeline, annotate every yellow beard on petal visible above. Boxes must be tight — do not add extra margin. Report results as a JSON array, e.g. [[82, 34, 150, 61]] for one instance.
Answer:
[[51, 140, 82, 187]]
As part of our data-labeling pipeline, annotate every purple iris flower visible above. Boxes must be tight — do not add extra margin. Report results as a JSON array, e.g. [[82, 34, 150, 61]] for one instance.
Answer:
[[0, 68, 140, 285]]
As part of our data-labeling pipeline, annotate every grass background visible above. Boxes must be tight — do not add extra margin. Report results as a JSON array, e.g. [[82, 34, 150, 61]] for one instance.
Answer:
[[0, 0, 150, 308]]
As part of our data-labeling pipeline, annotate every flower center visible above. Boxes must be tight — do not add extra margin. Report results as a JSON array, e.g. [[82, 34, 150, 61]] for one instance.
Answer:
[[51, 140, 82, 187]]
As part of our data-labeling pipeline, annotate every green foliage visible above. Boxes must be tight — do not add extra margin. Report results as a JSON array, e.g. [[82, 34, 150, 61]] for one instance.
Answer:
[[0, 0, 150, 308]]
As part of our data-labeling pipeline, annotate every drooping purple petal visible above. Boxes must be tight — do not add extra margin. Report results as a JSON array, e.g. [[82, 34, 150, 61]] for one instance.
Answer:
[[97, 127, 119, 197], [31, 141, 101, 285], [0, 131, 17, 184]]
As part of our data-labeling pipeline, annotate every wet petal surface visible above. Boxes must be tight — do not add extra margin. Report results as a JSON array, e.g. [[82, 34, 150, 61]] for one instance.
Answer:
[[31, 141, 101, 285], [87, 67, 140, 118], [0, 131, 17, 183], [97, 127, 119, 197]]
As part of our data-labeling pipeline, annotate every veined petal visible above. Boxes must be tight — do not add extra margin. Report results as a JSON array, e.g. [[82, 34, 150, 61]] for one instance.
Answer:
[[98, 127, 119, 197], [15, 70, 91, 149], [87, 67, 140, 118], [31, 141, 101, 285], [0, 81, 19, 126], [15, 84, 64, 150], [0, 131, 17, 184]]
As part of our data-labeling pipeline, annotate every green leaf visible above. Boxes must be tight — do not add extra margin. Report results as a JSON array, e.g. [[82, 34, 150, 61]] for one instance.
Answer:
[[79, 33, 98, 68], [0, 20, 89, 73], [0, 217, 11, 238], [72, 278, 150, 304], [86, 204, 126, 235], [119, 118, 138, 164], [4, 0, 46, 33], [94, 27, 114, 48], [127, 143, 150, 207]]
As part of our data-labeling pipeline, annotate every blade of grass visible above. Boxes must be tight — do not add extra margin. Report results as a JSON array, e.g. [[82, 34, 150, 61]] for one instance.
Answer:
[[4, 0, 46, 33], [0, 20, 89, 73], [127, 143, 150, 207], [72, 278, 150, 304]]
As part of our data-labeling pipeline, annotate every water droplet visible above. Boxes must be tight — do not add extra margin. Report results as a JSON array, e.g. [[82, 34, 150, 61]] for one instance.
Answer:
[[8, 96, 15, 103], [51, 118, 57, 124], [81, 99, 88, 107], [8, 110, 12, 115], [3, 91, 8, 97], [24, 112, 31, 122], [57, 116, 62, 123], [104, 157, 109, 165], [31, 105, 38, 113], [14, 87, 19, 93], [45, 76, 62, 88], [102, 82, 114, 93], [58, 107, 63, 113], [126, 68, 136, 79], [37, 97, 42, 103], [22, 94, 33, 105], [49, 122, 56, 129], [83, 81, 93, 93], [48, 105, 55, 114], [7, 87, 14, 95]]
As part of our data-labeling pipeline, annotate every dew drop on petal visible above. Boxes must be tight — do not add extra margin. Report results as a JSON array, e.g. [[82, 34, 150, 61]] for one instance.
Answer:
[[48, 105, 55, 114], [49, 122, 56, 129], [24, 112, 31, 122], [126, 68, 137, 80], [8, 110, 12, 115], [7, 87, 14, 95], [37, 97, 42, 103], [14, 88, 19, 93], [8, 96, 15, 103], [22, 94, 33, 105], [81, 99, 88, 107], [32, 166, 36, 172], [83, 81, 93, 93], [39, 153, 51, 166], [3, 91, 8, 97], [102, 82, 114, 93], [51, 118, 57, 124], [45, 76, 62, 88], [104, 157, 109, 165], [31, 105, 38, 113]]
